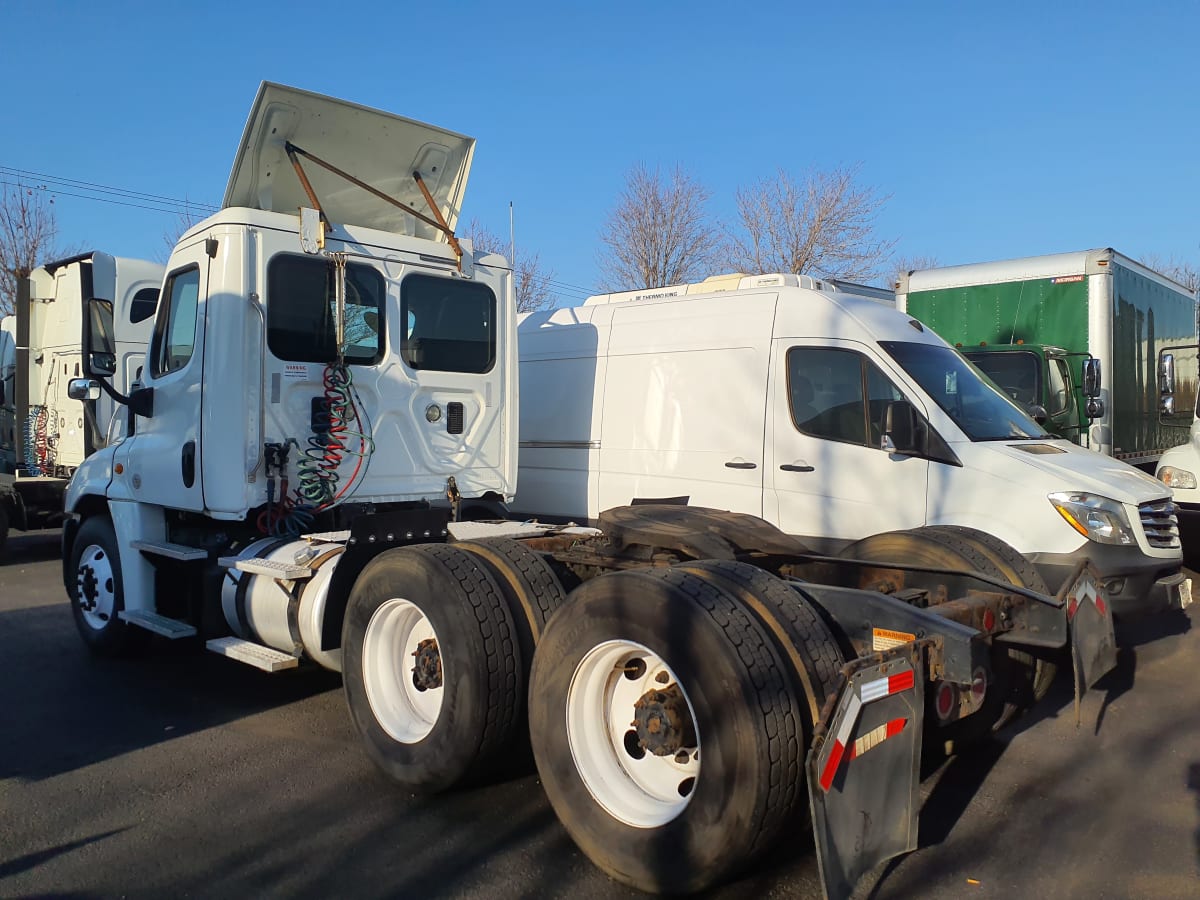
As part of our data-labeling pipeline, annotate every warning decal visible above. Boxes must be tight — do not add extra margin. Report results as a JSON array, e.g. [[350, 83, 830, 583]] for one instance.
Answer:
[[872, 627, 916, 652]]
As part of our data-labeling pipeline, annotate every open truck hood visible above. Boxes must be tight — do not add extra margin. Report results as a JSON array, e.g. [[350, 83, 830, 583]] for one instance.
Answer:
[[223, 82, 475, 241]]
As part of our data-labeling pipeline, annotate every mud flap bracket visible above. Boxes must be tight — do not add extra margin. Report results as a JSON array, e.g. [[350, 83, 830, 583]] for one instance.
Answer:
[[808, 641, 925, 900]]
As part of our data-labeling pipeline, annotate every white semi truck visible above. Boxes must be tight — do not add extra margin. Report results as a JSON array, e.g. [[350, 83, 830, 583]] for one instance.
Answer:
[[0, 252, 160, 556], [64, 83, 1120, 899]]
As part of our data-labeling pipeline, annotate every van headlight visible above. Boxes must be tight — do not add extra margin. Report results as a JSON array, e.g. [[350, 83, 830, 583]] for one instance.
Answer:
[[1158, 465, 1198, 490], [1048, 492, 1136, 546]]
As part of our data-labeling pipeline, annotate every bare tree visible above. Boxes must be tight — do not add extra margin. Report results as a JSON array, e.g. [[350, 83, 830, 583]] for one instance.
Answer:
[[597, 164, 722, 290], [884, 254, 942, 290], [727, 164, 896, 282], [463, 219, 556, 312], [1139, 253, 1200, 293], [159, 200, 206, 263], [0, 180, 62, 316]]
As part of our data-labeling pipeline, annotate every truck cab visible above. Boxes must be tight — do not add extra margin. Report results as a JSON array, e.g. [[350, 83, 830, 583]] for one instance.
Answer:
[[959, 342, 1086, 443]]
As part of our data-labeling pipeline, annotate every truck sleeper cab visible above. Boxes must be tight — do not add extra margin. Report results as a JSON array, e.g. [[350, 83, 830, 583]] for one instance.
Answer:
[[513, 273, 1188, 618]]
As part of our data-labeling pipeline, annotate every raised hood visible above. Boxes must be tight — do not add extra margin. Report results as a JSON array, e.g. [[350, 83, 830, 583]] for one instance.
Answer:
[[223, 82, 475, 241]]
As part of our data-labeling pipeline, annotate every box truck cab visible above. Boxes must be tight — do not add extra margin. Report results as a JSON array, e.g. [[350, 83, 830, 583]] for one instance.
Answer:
[[515, 273, 1188, 617]]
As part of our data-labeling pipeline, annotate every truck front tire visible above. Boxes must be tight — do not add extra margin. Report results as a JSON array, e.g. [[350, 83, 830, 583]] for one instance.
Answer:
[[68, 516, 148, 656]]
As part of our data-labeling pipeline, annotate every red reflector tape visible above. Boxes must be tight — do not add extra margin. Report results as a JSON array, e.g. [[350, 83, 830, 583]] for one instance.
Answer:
[[888, 670, 915, 695], [820, 740, 846, 791], [1095, 595, 1108, 617]]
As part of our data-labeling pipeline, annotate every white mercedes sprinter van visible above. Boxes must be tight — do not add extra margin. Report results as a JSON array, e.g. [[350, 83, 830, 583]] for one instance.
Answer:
[[514, 273, 1188, 617]]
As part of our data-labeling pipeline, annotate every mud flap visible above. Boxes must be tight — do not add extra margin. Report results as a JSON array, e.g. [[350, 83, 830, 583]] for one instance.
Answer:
[[807, 642, 924, 900], [1068, 565, 1118, 722]]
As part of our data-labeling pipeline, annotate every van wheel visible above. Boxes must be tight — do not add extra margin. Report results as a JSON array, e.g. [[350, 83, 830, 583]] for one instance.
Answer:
[[529, 568, 805, 893], [837, 528, 1041, 737], [918, 525, 1058, 703], [69, 516, 148, 656], [341, 544, 522, 792]]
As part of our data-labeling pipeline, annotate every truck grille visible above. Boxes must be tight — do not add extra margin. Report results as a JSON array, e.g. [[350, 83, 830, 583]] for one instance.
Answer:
[[1139, 499, 1180, 549]]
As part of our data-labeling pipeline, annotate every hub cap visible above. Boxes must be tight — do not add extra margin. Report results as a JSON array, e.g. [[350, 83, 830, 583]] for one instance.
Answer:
[[567, 640, 701, 828], [76, 543, 116, 631], [362, 599, 443, 744]]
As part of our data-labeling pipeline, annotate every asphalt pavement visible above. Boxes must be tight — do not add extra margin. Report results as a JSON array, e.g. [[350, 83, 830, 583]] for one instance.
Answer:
[[1, 528, 1197, 899]]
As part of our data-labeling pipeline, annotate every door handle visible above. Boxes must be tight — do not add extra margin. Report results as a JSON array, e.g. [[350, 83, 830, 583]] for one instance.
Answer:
[[724, 460, 757, 470], [779, 462, 815, 472], [181, 440, 196, 488]]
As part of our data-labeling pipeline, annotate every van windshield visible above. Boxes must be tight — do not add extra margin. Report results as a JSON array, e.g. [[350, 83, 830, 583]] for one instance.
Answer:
[[879, 341, 1048, 441]]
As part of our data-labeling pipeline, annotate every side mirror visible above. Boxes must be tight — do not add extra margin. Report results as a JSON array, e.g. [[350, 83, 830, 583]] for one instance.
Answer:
[[1086, 398, 1105, 420], [67, 378, 102, 401], [1082, 357, 1102, 398], [882, 399, 919, 454], [1027, 403, 1049, 425], [1160, 352, 1176, 395], [83, 297, 118, 378]]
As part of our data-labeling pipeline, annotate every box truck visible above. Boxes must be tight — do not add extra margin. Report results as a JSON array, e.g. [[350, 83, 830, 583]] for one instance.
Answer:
[[63, 84, 1127, 899], [513, 272, 1190, 619], [895, 249, 1199, 471], [0, 252, 160, 556]]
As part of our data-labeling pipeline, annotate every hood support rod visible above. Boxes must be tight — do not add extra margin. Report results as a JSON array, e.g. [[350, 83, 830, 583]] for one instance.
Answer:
[[284, 142, 464, 270]]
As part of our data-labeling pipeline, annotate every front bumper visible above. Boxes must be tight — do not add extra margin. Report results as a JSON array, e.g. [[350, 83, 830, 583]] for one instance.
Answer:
[[1031, 543, 1190, 619]]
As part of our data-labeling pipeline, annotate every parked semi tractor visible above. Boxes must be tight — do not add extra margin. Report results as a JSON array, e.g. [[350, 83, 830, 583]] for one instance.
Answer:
[[64, 84, 1121, 899], [895, 249, 1199, 470], [0, 252, 159, 556], [514, 272, 1190, 619]]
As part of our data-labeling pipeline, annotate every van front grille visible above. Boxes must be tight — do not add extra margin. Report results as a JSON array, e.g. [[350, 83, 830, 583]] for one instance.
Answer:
[[1139, 499, 1180, 549]]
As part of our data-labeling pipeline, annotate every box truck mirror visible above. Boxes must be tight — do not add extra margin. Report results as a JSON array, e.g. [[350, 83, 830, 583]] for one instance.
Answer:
[[1027, 403, 1049, 425], [67, 378, 102, 402], [1086, 398, 1105, 419], [1082, 357, 1102, 398], [1159, 352, 1176, 396]]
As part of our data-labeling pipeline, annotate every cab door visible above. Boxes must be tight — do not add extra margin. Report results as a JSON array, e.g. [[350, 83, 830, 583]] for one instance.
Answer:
[[115, 241, 208, 512], [765, 340, 929, 551]]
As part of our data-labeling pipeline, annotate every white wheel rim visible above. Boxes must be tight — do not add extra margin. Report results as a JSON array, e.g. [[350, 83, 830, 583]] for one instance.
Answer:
[[76, 543, 116, 631], [566, 639, 701, 828], [362, 598, 444, 744]]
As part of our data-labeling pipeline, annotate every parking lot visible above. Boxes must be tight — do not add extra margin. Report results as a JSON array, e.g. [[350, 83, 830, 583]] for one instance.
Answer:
[[2, 527, 1198, 899]]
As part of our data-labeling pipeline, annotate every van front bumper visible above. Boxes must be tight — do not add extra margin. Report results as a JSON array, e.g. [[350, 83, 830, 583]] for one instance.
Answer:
[[1031, 544, 1190, 619]]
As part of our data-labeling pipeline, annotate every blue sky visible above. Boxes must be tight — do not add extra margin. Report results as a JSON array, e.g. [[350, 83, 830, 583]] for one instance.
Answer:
[[3, 1, 1198, 305]]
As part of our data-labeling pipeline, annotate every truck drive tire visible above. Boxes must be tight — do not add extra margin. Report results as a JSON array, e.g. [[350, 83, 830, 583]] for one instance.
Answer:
[[69, 516, 149, 656], [0, 502, 8, 562], [529, 567, 806, 894], [341, 543, 523, 793]]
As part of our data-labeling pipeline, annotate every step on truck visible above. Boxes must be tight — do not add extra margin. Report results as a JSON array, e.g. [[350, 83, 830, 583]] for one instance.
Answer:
[[0, 252, 160, 557], [63, 83, 1119, 899]]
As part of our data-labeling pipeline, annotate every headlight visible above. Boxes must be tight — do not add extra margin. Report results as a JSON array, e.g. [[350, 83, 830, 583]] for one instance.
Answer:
[[1048, 492, 1136, 546], [1158, 465, 1198, 490]]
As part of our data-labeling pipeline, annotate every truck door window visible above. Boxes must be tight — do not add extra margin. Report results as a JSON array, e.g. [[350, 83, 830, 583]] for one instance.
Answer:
[[401, 274, 496, 373], [267, 255, 385, 365], [149, 266, 200, 377], [1047, 357, 1071, 415], [788, 347, 902, 447]]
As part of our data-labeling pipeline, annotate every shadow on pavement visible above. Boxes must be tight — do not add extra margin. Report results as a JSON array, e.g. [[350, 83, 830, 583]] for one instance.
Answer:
[[0, 603, 342, 782], [0, 829, 128, 879], [0, 529, 63, 566]]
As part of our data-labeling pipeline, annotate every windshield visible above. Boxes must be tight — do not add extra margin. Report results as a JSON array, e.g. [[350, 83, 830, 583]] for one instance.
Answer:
[[880, 341, 1048, 441], [964, 350, 1041, 407]]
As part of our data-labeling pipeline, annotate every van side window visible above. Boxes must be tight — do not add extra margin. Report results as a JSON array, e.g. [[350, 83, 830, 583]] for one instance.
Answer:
[[787, 347, 903, 448], [149, 267, 200, 377], [1047, 357, 1071, 415]]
